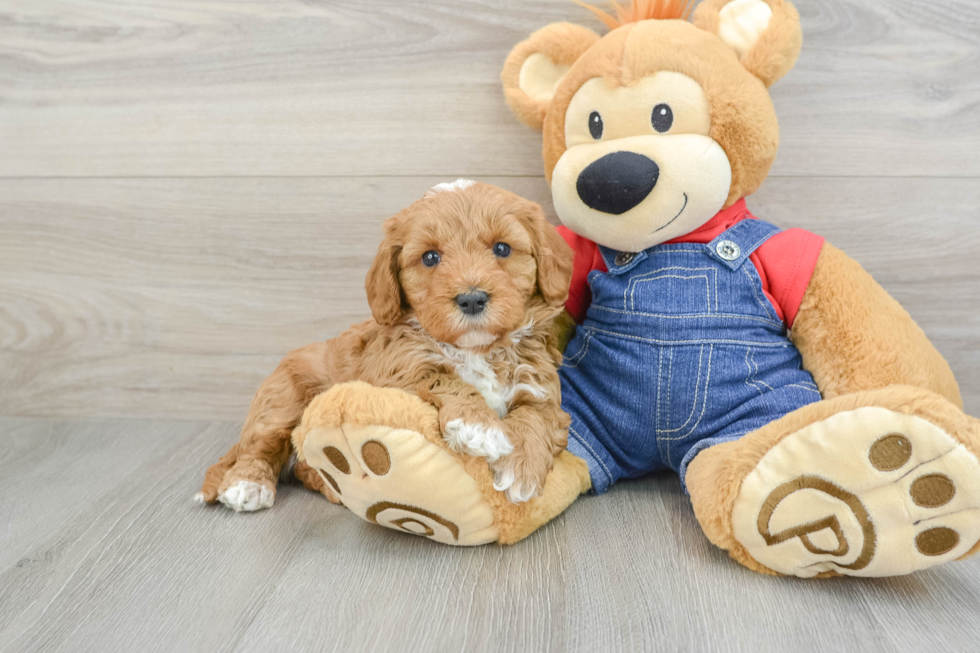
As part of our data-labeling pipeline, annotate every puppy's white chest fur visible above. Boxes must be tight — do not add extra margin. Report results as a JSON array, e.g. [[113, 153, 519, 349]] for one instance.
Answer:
[[439, 345, 512, 417], [435, 341, 548, 418]]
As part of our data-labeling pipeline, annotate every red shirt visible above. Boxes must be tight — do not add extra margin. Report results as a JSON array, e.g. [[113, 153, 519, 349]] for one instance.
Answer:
[[557, 199, 824, 329]]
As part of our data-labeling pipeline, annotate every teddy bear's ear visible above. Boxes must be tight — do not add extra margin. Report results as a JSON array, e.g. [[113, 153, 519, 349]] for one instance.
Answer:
[[501, 23, 600, 131], [693, 0, 802, 87]]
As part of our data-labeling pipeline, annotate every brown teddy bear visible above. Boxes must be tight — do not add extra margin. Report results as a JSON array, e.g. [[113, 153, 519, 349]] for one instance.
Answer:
[[213, 0, 980, 578], [494, 0, 980, 577]]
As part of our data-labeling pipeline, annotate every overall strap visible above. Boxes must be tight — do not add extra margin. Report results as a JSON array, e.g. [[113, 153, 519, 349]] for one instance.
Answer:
[[705, 219, 781, 270]]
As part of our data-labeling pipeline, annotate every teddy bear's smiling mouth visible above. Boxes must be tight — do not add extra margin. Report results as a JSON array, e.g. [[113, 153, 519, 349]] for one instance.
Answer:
[[652, 192, 688, 233]]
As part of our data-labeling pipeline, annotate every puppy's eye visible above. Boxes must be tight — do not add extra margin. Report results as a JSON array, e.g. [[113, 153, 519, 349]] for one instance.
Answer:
[[492, 242, 511, 258], [588, 111, 603, 140], [422, 250, 441, 267], [651, 104, 673, 133]]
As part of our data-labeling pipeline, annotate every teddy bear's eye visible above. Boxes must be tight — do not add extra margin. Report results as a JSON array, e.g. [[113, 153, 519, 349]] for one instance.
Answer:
[[652, 104, 673, 133], [588, 111, 603, 140]]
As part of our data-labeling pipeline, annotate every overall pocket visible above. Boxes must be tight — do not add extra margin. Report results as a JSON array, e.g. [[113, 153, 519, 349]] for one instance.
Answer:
[[562, 329, 594, 368], [656, 344, 714, 467]]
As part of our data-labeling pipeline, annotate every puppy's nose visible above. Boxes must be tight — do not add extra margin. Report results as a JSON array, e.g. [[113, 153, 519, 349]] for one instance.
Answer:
[[455, 290, 489, 316], [576, 151, 659, 215]]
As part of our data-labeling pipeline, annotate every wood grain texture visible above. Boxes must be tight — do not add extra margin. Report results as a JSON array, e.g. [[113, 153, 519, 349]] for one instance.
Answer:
[[1, 416, 979, 653], [0, 0, 979, 178], [2, 1, 979, 650], [1, 176, 977, 421]]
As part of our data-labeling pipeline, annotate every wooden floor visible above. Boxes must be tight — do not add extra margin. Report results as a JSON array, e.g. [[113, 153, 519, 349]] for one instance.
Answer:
[[3, 416, 980, 653], [1, 0, 979, 651]]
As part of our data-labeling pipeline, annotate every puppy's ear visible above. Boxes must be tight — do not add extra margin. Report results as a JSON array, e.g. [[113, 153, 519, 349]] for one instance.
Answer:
[[365, 217, 404, 326], [523, 202, 574, 309], [694, 0, 802, 87], [501, 23, 600, 131]]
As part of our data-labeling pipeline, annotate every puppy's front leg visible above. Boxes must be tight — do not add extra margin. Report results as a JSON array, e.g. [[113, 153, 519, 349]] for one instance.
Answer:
[[418, 373, 513, 463], [493, 403, 570, 503]]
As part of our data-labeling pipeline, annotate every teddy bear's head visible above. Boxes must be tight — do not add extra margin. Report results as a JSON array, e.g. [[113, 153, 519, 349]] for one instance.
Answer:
[[501, 0, 802, 252]]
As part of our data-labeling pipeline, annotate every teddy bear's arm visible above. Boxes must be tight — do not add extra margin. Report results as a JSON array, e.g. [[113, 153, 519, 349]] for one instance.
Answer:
[[550, 308, 578, 355], [789, 242, 962, 408]]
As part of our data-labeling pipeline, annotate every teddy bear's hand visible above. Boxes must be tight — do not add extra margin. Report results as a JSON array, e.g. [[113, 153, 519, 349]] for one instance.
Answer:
[[550, 308, 578, 355]]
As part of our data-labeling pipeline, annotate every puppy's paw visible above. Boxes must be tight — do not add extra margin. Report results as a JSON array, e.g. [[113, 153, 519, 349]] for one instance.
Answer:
[[491, 456, 545, 504], [217, 480, 275, 512], [444, 419, 514, 462], [493, 469, 538, 503]]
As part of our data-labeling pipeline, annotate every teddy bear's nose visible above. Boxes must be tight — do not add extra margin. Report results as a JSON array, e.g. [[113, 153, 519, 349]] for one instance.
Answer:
[[576, 151, 660, 215]]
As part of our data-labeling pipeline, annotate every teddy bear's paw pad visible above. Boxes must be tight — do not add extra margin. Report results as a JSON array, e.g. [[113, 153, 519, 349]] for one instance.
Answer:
[[301, 424, 499, 546], [217, 480, 275, 512], [732, 407, 980, 577]]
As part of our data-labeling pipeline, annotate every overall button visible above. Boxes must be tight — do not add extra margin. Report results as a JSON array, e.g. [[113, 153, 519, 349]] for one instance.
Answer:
[[716, 240, 741, 261], [614, 252, 635, 266]]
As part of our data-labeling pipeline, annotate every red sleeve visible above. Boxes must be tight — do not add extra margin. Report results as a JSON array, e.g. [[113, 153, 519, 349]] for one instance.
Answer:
[[557, 226, 606, 323], [751, 228, 825, 329]]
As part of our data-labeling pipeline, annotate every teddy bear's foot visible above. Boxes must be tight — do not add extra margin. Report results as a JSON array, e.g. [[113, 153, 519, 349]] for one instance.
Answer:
[[291, 381, 591, 546], [689, 387, 980, 577], [734, 407, 980, 577]]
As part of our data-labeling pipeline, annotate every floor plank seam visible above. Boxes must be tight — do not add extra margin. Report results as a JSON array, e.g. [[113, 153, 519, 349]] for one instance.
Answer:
[[1, 174, 978, 181]]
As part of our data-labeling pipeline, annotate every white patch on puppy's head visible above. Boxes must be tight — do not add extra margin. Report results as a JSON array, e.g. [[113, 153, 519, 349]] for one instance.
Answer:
[[424, 178, 476, 199]]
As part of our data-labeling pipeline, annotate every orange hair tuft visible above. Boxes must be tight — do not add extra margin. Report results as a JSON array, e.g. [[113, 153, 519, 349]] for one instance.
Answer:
[[573, 0, 694, 29]]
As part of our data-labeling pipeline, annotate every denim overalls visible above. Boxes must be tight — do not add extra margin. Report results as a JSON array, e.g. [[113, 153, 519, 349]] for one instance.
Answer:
[[560, 218, 822, 493]]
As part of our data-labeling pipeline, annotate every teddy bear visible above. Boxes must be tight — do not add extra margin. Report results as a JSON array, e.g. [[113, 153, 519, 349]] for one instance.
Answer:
[[289, 0, 980, 578]]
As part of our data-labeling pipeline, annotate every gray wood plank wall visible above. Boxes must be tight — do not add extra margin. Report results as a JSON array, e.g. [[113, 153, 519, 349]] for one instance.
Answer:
[[2, 0, 978, 421]]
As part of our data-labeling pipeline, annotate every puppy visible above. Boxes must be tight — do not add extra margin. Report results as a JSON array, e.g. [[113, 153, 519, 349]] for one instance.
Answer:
[[198, 180, 574, 509]]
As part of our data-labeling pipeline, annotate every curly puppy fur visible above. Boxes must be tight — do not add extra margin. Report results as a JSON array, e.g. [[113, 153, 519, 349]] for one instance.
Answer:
[[200, 182, 574, 508]]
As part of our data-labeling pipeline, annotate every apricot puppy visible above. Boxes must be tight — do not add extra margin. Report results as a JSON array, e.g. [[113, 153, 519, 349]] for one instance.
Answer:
[[198, 181, 574, 508]]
